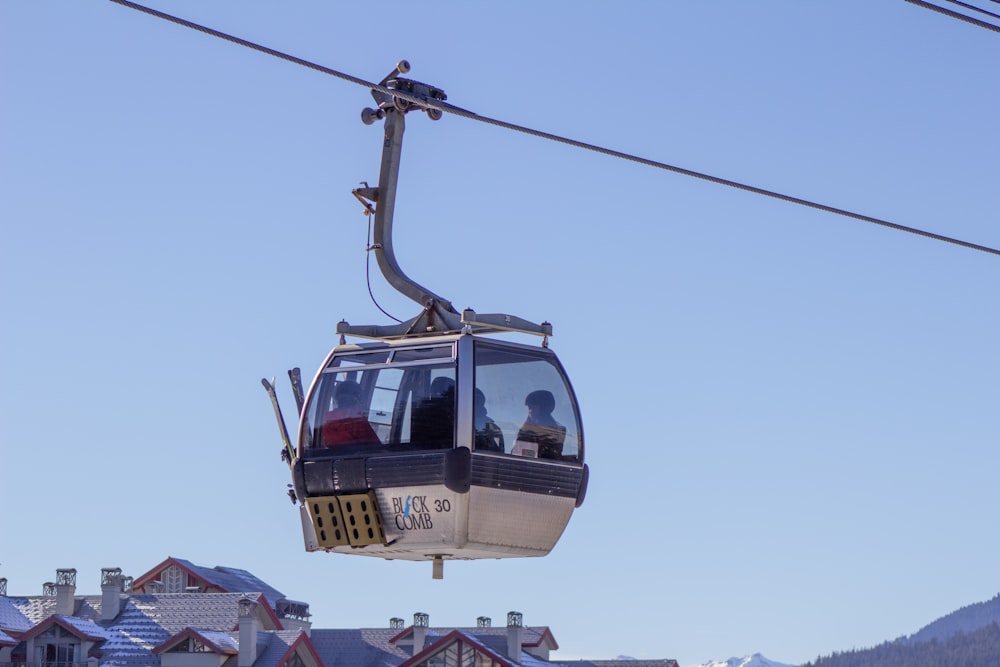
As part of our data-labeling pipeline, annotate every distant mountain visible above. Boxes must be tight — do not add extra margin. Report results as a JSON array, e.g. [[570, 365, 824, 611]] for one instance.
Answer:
[[694, 594, 1000, 667], [802, 593, 1000, 667], [694, 654, 796, 667], [904, 593, 1000, 644], [803, 622, 1000, 667]]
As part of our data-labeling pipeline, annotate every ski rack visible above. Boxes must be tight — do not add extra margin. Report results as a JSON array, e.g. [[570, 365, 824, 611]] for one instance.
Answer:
[[337, 61, 552, 342]]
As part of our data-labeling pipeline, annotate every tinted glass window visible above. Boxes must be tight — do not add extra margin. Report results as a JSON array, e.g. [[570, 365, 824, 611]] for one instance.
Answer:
[[473, 342, 582, 462], [300, 345, 456, 453]]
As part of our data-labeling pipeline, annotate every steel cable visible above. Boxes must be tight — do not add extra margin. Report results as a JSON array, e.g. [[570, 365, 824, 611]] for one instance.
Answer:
[[939, 0, 1000, 20], [110, 0, 1000, 258], [904, 0, 1000, 32]]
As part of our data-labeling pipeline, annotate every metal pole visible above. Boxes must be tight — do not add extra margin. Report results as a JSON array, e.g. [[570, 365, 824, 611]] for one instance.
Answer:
[[371, 109, 455, 313]]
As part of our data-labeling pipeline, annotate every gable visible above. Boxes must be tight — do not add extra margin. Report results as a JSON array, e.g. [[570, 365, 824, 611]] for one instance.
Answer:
[[20, 615, 107, 643], [131, 558, 286, 610], [265, 632, 324, 667], [400, 630, 515, 667], [153, 628, 239, 656], [132, 558, 206, 594]]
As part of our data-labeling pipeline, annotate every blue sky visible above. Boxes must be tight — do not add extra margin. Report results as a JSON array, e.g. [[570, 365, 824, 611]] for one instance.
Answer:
[[1, 2, 998, 666]]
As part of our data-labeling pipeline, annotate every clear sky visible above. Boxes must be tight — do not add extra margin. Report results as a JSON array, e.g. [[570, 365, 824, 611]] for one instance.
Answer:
[[2, 2, 998, 666]]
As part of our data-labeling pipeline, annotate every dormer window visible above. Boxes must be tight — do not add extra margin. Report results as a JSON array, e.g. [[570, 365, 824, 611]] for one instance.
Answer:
[[166, 638, 211, 653], [35, 626, 78, 667]]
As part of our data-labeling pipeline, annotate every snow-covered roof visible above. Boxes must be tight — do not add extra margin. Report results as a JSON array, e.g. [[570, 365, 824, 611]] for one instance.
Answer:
[[1, 558, 665, 667], [52, 614, 110, 641], [136, 558, 286, 610], [310, 628, 410, 667], [18, 614, 109, 643], [0, 597, 34, 633], [153, 628, 239, 655], [245, 630, 310, 667], [5, 591, 272, 667], [310, 625, 566, 667]]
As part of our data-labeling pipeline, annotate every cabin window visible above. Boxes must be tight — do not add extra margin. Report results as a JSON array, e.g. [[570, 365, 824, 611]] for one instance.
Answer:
[[473, 341, 582, 462], [302, 344, 457, 452]]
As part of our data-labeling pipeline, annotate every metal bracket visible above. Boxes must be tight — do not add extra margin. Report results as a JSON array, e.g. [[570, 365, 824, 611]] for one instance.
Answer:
[[346, 61, 552, 342]]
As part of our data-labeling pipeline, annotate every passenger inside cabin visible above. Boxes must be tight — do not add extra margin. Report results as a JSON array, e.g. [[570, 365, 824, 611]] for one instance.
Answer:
[[322, 380, 380, 446], [410, 376, 455, 449], [473, 388, 505, 452], [513, 389, 566, 459]]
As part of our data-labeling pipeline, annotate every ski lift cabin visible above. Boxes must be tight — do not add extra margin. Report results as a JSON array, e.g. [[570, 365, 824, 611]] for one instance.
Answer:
[[266, 62, 587, 577], [293, 332, 586, 566]]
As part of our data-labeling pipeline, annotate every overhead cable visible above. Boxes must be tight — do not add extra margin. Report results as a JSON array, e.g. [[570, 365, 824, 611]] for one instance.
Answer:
[[903, 0, 1000, 32], [109, 0, 1000, 258], [939, 0, 1000, 20]]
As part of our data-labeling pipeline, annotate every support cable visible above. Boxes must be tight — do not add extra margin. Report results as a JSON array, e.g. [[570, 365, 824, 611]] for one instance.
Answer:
[[110, 0, 1000, 258], [939, 0, 1000, 20], [903, 0, 1000, 32]]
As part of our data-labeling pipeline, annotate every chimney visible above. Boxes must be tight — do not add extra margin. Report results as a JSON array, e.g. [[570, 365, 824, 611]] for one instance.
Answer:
[[43, 582, 56, 596], [506, 611, 523, 660], [238, 597, 260, 667], [477, 616, 491, 628], [0, 578, 7, 597], [55, 569, 77, 616], [412, 612, 429, 654], [101, 568, 124, 622], [389, 617, 404, 629]]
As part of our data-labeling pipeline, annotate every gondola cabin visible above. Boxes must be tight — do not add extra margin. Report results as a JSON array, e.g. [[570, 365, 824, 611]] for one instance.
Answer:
[[291, 332, 588, 567], [261, 62, 588, 576]]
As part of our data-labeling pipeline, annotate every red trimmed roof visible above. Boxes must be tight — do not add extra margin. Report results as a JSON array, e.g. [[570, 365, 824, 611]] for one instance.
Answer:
[[152, 628, 238, 656], [388, 626, 414, 644], [131, 558, 285, 632], [399, 629, 515, 667], [131, 557, 201, 591], [523, 626, 558, 650], [19, 616, 106, 643], [272, 631, 323, 667]]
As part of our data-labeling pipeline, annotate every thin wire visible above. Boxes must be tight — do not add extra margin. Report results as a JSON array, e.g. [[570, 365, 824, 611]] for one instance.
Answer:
[[903, 0, 1000, 32], [940, 0, 1000, 20], [110, 0, 1000, 258], [449, 109, 1000, 257], [365, 212, 403, 323]]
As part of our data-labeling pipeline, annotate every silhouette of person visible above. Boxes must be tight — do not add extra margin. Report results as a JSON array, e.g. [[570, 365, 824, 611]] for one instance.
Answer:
[[410, 376, 455, 449], [473, 388, 505, 452], [513, 389, 565, 459], [321, 380, 380, 446]]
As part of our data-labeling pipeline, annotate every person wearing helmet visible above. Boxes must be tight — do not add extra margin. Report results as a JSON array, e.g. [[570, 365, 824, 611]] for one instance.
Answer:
[[512, 389, 565, 459]]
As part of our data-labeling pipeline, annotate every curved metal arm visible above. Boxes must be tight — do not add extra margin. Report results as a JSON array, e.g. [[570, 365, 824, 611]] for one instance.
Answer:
[[366, 109, 456, 313], [342, 64, 552, 341]]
